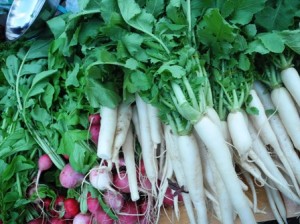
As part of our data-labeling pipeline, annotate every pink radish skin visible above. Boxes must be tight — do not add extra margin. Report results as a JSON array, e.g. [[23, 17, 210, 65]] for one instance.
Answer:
[[89, 114, 101, 125], [73, 213, 92, 224], [50, 195, 65, 217], [87, 193, 101, 214], [89, 166, 113, 191], [138, 176, 152, 191], [113, 171, 130, 193], [118, 201, 139, 224], [103, 190, 124, 212], [93, 208, 114, 224], [35, 154, 53, 200], [163, 187, 174, 207], [49, 217, 67, 224], [59, 164, 84, 189], [63, 198, 80, 219], [90, 125, 100, 144]]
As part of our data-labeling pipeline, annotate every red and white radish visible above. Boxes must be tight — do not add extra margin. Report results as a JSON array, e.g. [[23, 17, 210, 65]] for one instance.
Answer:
[[73, 213, 92, 224], [59, 164, 84, 189], [49, 217, 67, 224], [87, 193, 100, 214], [89, 113, 101, 125], [90, 124, 100, 145], [103, 190, 124, 212], [113, 170, 130, 193], [118, 201, 139, 224], [89, 166, 114, 192], [93, 208, 114, 224]]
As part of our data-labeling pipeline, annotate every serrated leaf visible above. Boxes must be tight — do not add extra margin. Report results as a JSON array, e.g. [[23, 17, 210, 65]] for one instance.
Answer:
[[258, 33, 285, 53], [125, 70, 152, 93], [125, 58, 139, 70], [157, 64, 186, 78], [238, 54, 250, 71], [245, 39, 269, 54], [146, 0, 164, 17], [278, 30, 300, 55], [66, 63, 80, 87]]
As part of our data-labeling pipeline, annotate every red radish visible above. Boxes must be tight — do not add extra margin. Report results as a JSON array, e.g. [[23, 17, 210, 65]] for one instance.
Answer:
[[93, 208, 114, 224], [59, 164, 84, 189], [63, 198, 80, 219], [51, 195, 65, 217], [138, 160, 146, 176], [27, 218, 47, 224], [42, 197, 52, 211], [138, 176, 152, 191], [113, 171, 130, 193], [88, 113, 101, 125], [63, 154, 69, 160], [73, 213, 92, 224], [90, 125, 100, 144], [103, 190, 124, 212], [118, 201, 139, 224], [163, 187, 174, 207], [49, 217, 67, 224], [87, 193, 100, 214], [89, 166, 113, 191]]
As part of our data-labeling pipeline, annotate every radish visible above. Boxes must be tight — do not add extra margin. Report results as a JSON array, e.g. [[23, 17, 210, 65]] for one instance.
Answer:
[[87, 193, 100, 214], [89, 166, 114, 192], [93, 206, 114, 224], [73, 213, 92, 224], [90, 124, 100, 145], [35, 154, 53, 201], [51, 195, 65, 217], [162, 187, 174, 207], [103, 190, 124, 212], [118, 201, 139, 224], [122, 125, 140, 201], [113, 170, 130, 193], [135, 94, 158, 193], [97, 106, 118, 160], [27, 218, 47, 224], [59, 164, 84, 189], [280, 66, 300, 107], [49, 217, 67, 224], [63, 198, 80, 219], [88, 113, 101, 125], [147, 104, 162, 147]]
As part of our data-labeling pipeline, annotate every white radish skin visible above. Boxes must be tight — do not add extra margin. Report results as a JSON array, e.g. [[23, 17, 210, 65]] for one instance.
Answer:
[[177, 134, 208, 224], [164, 125, 197, 224], [271, 87, 300, 150], [135, 94, 158, 192], [147, 104, 162, 146], [122, 125, 140, 201], [194, 116, 256, 224], [227, 111, 252, 161], [97, 106, 118, 160], [132, 106, 141, 143], [221, 120, 231, 143], [111, 103, 132, 169], [248, 122, 300, 203], [248, 90, 300, 194], [269, 184, 288, 224], [206, 107, 222, 129], [281, 67, 300, 107], [243, 172, 258, 213], [264, 186, 286, 224], [89, 166, 115, 192]]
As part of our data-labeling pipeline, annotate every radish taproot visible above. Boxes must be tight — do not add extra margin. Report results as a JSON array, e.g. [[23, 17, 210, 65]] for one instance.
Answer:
[[59, 164, 84, 189], [89, 166, 114, 191], [63, 198, 80, 219]]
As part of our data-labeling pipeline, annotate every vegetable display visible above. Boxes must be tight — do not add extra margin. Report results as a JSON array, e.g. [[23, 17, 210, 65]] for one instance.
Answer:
[[1, 0, 300, 223]]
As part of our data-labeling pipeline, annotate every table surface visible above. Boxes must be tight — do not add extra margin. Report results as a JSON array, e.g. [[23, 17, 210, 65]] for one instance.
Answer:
[[159, 186, 300, 223]]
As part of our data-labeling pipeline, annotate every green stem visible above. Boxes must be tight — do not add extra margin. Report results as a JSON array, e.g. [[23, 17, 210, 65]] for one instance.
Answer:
[[183, 76, 199, 110], [16, 173, 22, 197]]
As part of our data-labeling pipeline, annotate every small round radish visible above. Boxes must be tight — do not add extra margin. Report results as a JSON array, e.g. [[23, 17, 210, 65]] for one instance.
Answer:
[[103, 190, 124, 212], [59, 164, 84, 189], [138, 176, 152, 191], [63, 154, 69, 160], [35, 154, 53, 200], [51, 195, 65, 217], [90, 125, 100, 144], [49, 217, 67, 224], [42, 197, 52, 211], [87, 193, 100, 214], [27, 218, 47, 224], [89, 166, 113, 191], [93, 208, 114, 224], [118, 201, 139, 224], [73, 213, 92, 224], [63, 198, 80, 219], [88, 113, 101, 125], [113, 171, 130, 193]]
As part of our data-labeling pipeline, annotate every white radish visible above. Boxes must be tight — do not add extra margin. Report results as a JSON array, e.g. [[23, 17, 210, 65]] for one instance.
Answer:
[[254, 81, 300, 184], [227, 110, 252, 161], [177, 134, 208, 224], [122, 124, 140, 201], [194, 115, 256, 224], [135, 94, 158, 192], [147, 104, 162, 146], [111, 103, 132, 169], [164, 125, 197, 224], [132, 105, 141, 142], [89, 166, 115, 192], [206, 106, 222, 129], [269, 183, 288, 224], [281, 67, 300, 107], [271, 87, 300, 150], [220, 120, 231, 143], [97, 106, 118, 160]]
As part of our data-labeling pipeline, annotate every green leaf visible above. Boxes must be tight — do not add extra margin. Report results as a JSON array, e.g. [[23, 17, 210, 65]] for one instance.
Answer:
[[122, 33, 147, 61], [238, 54, 250, 71], [245, 39, 269, 54], [85, 78, 121, 109], [66, 63, 80, 87], [27, 40, 51, 59], [98, 195, 118, 220], [246, 106, 259, 115], [243, 24, 257, 38], [58, 130, 88, 156], [146, 0, 164, 17], [47, 16, 67, 38], [30, 105, 52, 127], [125, 58, 139, 70], [42, 84, 55, 110], [278, 30, 300, 55], [125, 70, 152, 93], [157, 64, 186, 79], [255, 0, 300, 31], [258, 33, 285, 53], [227, 0, 266, 25]]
